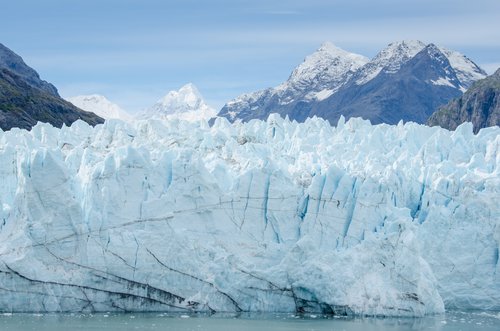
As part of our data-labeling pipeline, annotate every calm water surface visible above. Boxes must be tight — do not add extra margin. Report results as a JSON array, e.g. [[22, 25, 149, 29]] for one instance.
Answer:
[[1, 311, 499, 331]]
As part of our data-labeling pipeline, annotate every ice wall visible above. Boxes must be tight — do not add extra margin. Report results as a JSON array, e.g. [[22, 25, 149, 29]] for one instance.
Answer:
[[0, 115, 498, 316]]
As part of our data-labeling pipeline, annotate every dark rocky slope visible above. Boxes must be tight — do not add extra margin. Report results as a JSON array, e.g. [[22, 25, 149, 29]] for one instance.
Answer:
[[427, 68, 500, 133], [0, 43, 103, 131]]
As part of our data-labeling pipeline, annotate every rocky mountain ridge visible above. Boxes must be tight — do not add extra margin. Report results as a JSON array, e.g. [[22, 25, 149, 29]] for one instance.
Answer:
[[0, 43, 103, 131], [427, 68, 500, 132], [218, 40, 487, 125]]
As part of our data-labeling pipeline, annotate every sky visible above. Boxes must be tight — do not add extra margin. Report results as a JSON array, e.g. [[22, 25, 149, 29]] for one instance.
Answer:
[[1, 0, 499, 113]]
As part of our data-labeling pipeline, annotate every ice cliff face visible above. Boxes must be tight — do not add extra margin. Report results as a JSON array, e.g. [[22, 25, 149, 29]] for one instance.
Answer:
[[0, 116, 498, 316]]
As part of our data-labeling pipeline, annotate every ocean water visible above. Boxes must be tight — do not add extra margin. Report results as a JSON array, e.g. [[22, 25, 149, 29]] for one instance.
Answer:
[[0, 311, 499, 331]]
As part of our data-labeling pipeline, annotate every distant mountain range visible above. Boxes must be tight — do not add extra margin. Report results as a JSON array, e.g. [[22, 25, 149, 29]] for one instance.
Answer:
[[428, 68, 500, 133], [2, 40, 496, 133], [70, 83, 216, 123], [0, 43, 103, 131], [218, 40, 487, 125]]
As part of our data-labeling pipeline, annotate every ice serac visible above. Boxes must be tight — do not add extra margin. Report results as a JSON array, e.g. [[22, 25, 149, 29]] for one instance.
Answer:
[[67, 95, 133, 122], [218, 42, 368, 122], [0, 116, 498, 316], [137, 83, 216, 121]]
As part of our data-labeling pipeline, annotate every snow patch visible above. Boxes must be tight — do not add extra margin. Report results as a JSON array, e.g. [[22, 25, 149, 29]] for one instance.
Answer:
[[438, 46, 488, 88], [314, 89, 334, 101], [430, 77, 455, 88]]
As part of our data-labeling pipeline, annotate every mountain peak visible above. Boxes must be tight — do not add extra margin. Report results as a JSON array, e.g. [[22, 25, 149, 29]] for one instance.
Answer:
[[317, 41, 348, 55], [67, 94, 132, 121], [418, 43, 450, 65], [318, 41, 336, 50], [218, 40, 488, 126], [286, 42, 369, 90], [436, 45, 487, 89], [424, 43, 442, 55], [138, 83, 216, 121], [156, 83, 204, 110], [354, 40, 426, 85], [0, 43, 103, 130], [177, 82, 199, 94], [389, 40, 427, 51], [0, 43, 59, 97], [384, 40, 426, 55]]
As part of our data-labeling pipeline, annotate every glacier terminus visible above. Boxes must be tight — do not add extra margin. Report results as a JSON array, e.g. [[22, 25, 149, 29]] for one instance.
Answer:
[[0, 116, 498, 317]]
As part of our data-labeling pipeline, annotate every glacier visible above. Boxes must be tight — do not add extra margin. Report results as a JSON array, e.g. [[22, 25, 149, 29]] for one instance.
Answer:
[[0, 115, 498, 316]]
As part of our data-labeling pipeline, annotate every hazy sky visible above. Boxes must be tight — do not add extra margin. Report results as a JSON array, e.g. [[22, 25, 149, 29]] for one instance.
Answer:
[[1, 0, 499, 113]]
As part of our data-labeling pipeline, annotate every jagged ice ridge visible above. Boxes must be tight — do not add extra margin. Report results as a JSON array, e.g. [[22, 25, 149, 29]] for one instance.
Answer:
[[0, 116, 498, 316]]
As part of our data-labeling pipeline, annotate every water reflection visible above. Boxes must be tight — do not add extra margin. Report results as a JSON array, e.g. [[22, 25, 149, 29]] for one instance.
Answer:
[[0, 311, 499, 331]]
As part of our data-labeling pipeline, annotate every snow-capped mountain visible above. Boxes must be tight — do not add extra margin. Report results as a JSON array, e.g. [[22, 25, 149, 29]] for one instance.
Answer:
[[437, 46, 488, 91], [308, 42, 488, 125], [138, 83, 216, 121], [282, 41, 369, 95], [0, 117, 498, 315], [353, 41, 486, 91], [67, 94, 132, 121], [353, 40, 426, 85], [219, 42, 368, 122], [219, 40, 488, 125]]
